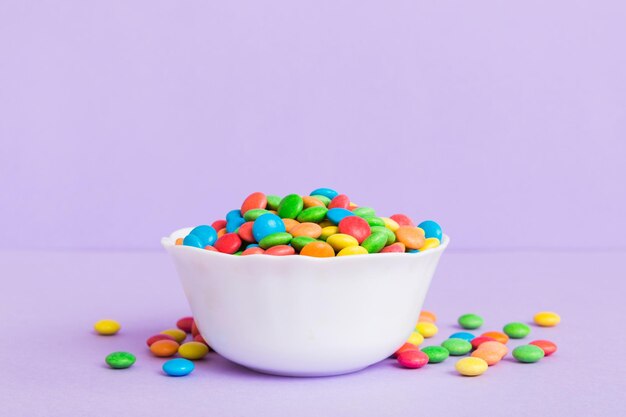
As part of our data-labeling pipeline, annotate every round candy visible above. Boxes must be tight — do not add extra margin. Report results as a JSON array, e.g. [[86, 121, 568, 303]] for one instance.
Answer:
[[193, 334, 209, 346], [337, 246, 368, 256], [309, 187, 338, 200], [214, 233, 242, 254], [481, 331, 509, 344], [175, 237, 183, 245], [441, 338, 472, 356], [420, 346, 449, 363], [361, 232, 388, 253], [366, 217, 386, 227], [407, 331, 424, 346], [380, 242, 405, 253], [370, 226, 396, 245], [146, 333, 176, 347], [163, 358, 195, 377], [326, 208, 354, 224], [529, 340, 558, 356], [319, 226, 339, 241], [243, 209, 270, 222], [226, 216, 245, 233], [419, 311, 437, 323], [476, 341, 508, 358], [258, 232, 292, 249], [353, 207, 376, 218], [265, 245, 295, 256], [512, 345, 545, 363], [178, 341, 209, 360], [290, 222, 322, 239], [458, 314, 484, 330], [302, 196, 326, 208], [417, 220, 443, 241], [191, 321, 199, 337], [266, 195, 282, 210], [296, 206, 328, 223], [189, 225, 218, 247], [328, 194, 350, 210], [419, 237, 440, 251], [503, 322, 531, 339], [310, 195, 331, 206], [237, 221, 255, 242], [455, 357, 488, 376], [326, 233, 359, 252], [338, 216, 371, 244], [241, 246, 265, 255], [277, 194, 304, 219], [381, 217, 400, 231], [395, 226, 425, 250], [300, 241, 335, 258], [105, 352, 136, 369], [176, 317, 194, 333], [470, 336, 496, 350], [291, 236, 317, 252], [252, 213, 286, 242], [534, 311, 561, 327], [471, 348, 504, 366], [161, 328, 187, 343], [397, 350, 429, 369], [94, 319, 121, 335], [150, 340, 180, 357], [449, 332, 476, 342], [390, 214, 415, 227], [211, 219, 226, 231], [182, 234, 204, 248], [282, 218, 300, 233], [394, 342, 419, 358], [241, 192, 267, 215], [415, 322, 438, 338]]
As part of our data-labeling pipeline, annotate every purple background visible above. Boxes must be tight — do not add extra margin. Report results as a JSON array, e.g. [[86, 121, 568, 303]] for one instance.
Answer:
[[1, 1, 625, 251]]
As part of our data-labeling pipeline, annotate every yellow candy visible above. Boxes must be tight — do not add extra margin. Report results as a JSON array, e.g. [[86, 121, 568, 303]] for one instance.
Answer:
[[381, 217, 400, 232], [407, 331, 424, 346], [349, 202, 358, 208], [455, 357, 488, 376], [419, 237, 440, 251], [318, 220, 334, 228], [337, 246, 368, 256], [319, 226, 339, 241], [161, 328, 187, 343], [178, 341, 209, 360], [415, 321, 438, 338], [534, 311, 561, 327], [326, 233, 359, 252], [94, 319, 121, 335]]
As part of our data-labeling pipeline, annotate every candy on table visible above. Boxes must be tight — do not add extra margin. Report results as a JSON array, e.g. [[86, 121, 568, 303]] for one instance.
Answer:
[[146, 334, 176, 347], [415, 321, 438, 338], [397, 350, 429, 369], [471, 341, 508, 365], [163, 358, 195, 377], [533, 311, 561, 327], [470, 336, 496, 350], [176, 317, 194, 333], [529, 340, 557, 356], [150, 339, 180, 357], [393, 343, 420, 358], [457, 313, 484, 330], [503, 322, 531, 339], [421, 346, 450, 363], [449, 332, 476, 342], [512, 345, 545, 363], [481, 331, 509, 344], [407, 331, 424, 346], [441, 338, 473, 356], [160, 328, 187, 343], [94, 319, 121, 335], [105, 352, 136, 369], [178, 341, 209, 360], [455, 357, 488, 376], [418, 310, 437, 323]]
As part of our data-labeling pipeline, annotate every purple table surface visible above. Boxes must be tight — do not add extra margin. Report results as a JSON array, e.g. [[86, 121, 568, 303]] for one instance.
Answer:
[[1, 249, 624, 417]]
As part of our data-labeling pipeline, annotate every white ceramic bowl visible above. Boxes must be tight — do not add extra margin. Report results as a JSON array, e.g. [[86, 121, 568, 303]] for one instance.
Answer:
[[162, 228, 449, 377]]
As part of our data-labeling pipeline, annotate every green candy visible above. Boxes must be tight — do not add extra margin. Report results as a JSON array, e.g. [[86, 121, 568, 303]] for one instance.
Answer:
[[503, 322, 531, 339], [291, 236, 317, 252], [297, 206, 328, 223], [243, 208, 270, 221], [370, 226, 396, 245], [458, 314, 484, 330], [421, 346, 449, 363], [361, 232, 387, 253], [352, 207, 376, 218], [441, 338, 472, 356], [512, 345, 545, 363], [310, 195, 331, 206], [266, 195, 282, 210], [259, 232, 292, 249], [234, 251, 243, 256], [105, 352, 136, 369], [366, 217, 386, 227], [277, 194, 304, 219]]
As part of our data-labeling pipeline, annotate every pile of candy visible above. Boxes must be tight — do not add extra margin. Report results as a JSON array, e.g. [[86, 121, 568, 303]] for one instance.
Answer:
[[95, 311, 559, 377], [176, 188, 443, 256], [395, 310, 560, 376]]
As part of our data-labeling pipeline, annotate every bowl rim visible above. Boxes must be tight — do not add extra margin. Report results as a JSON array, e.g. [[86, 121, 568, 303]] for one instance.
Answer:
[[162, 227, 449, 262]]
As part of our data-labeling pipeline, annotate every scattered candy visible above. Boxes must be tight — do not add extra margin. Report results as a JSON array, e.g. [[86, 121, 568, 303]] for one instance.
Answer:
[[503, 322, 531, 339], [533, 311, 561, 327], [397, 350, 429, 369], [458, 314, 484, 330], [407, 331, 424, 346], [94, 319, 121, 335], [419, 311, 437, 323], [105, 352, 136, 369], [416, 322, 438, 338], [470, 336, 497, 350], [163, 358, 195, 377], [471, 341, 508, 365], [176, 317, 194, 333], [481, 331, 509, 344], [421, 346, 449, 363], [449, 332, 475, 342], [160, 329, 187, 343], [455, 357, 488, 376], [394, 343, 419, 358], [512, 345, 545, 363], [178, 341, 209, 360], [150, 340, 180, 357], [441, 338, 473, 356], [529, 340, 558, 356], [146, 334, 176, 347]]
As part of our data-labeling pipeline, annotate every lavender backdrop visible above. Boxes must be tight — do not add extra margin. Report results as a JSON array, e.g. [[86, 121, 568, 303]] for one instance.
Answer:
[[1, 1, 624, 251]]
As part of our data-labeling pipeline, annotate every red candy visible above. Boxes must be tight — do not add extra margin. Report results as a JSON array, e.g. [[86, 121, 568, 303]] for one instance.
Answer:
[[265, 245, 295, 256], [211, 219, 227, 231], [238, 221, 255, 242], [191, 321, 199, 337], [530, 340, 558, 356], [241, 192, 267, 215], [471, 336, 496, 350], [328, 194, 350, 210], [397, 350, 429, 369], [390, 214, 415, 227], [380, 242, 406, 253], [194, 334, 209, 346], [241, 247, 265, 255], [338, 216, 371, 244], [393, 342, 419, 358], [146, 334, 176, 347], [176, 316, 194, 333], [214, 233, 242, 254]]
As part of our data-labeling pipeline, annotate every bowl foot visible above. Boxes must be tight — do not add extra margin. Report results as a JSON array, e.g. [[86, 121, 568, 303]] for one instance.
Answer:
[[245, 365, 370, 378]]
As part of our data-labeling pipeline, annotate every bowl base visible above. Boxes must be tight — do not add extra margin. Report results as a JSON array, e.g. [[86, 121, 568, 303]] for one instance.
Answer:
[[245, 364, 371, 378]]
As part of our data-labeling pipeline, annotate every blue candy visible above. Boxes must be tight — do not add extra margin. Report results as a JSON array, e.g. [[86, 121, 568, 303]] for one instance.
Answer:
[[183, 234, 204, 248], [226, 216, 245, 233], [189, 225, 217, 247], [449, 332, 475, 341], [310, 187, 338, 200], [226, 209, 243, 222], [162, 358, 195, 377], [252, 213, 286, 242], [326, 208, 354, 224], [418, 220, 442, 241], [407, 249, 419, 253]]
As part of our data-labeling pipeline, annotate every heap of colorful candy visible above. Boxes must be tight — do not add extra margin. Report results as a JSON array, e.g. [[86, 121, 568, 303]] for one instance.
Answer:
[[175, 188, 443, 257]]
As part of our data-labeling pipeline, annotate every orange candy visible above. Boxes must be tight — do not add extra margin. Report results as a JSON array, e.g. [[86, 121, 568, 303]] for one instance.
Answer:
[[217, 228, 227, 238], [240, 192, 267, 215], [479, 341, 508, 357], [471, 341, 508, 365], [302, 196, 326, 208], [282, 218, 300, 233], [290, 222, 323, 239], [395, 226, 426, 250], [419, 310, 437, 323], [481, 331, 509, 344], [393, 342, 419, 358], [175, 237, 183, 245], [300, 241, 335, 258], [149, 339, 180, 357], [238, 221, 255, 242]]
